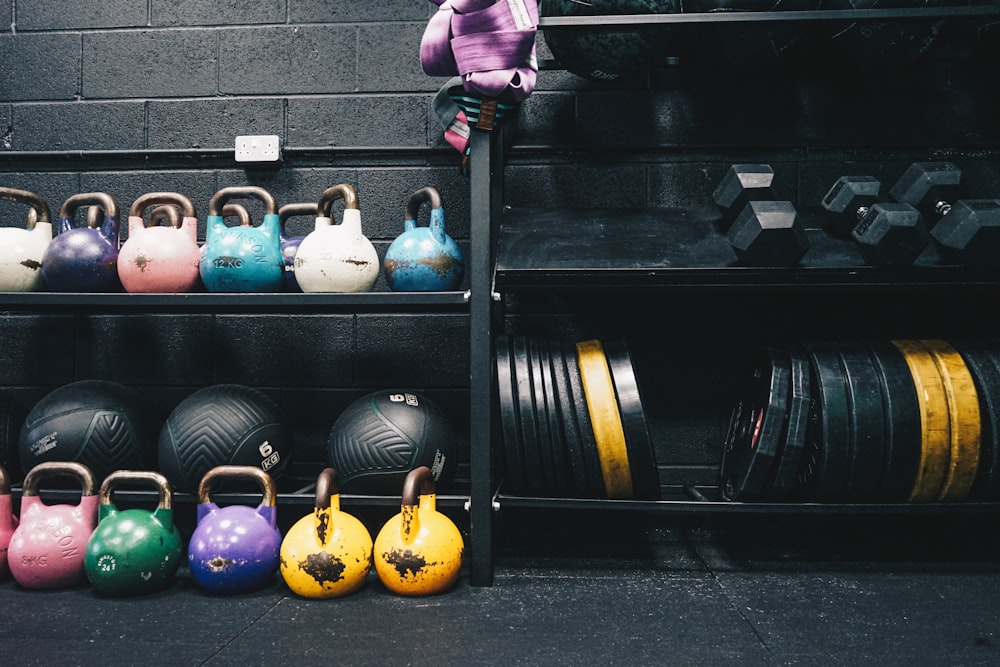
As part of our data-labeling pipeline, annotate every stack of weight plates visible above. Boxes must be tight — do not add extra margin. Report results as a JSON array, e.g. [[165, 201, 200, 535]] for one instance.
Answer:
[[721, 338, 1000, 504], [495, 335, 660, 499]]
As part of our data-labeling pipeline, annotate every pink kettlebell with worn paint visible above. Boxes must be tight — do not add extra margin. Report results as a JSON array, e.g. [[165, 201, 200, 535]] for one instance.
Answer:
[[8, 461, 98, 589], [118, 192, 201, 293]]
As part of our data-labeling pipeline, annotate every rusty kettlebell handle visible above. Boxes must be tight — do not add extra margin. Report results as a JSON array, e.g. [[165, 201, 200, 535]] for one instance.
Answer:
[[100, 470, 173, 511], [148, 204, 184, 229], [21, 461, 98, 497], [197, 465, 277, 507], [222, 203, 253, 226], [0, 187, 51, 227], [0, 465, 9, 495], [313, 467, 342, 510], [129, 192, 196, 220], [401, 466, 436, 506], [317, 184, 359, 217], [405, 187, 442, 219], [59, 192, 119, 223], [207, 186, 277, 217], [279, 202, 318, 225]]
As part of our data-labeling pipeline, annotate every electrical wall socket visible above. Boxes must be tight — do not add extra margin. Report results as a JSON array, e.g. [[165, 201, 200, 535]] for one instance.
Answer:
[[235, 135, 281, 162]]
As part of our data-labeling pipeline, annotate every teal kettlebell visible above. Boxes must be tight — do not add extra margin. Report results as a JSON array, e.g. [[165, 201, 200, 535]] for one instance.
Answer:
[[199, 186, 284, 292], [383, 186, 464, 292]]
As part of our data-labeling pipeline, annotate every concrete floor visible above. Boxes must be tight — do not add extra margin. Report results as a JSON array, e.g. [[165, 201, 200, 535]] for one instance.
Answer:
[[1, 511, 999, 666]]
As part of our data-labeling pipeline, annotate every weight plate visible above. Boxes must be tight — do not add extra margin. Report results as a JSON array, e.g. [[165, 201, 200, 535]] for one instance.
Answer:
[[798, 341, 851, 502], [549, 338, 590, 497], [604, 339, 660, 501], [837, 341, 886, 502], [951, 338, 1000, 501], [527, 337, 558, 496], [721, 345, 790, 502], [891, 339, 951, 502], [576, 339, 634, 499], [495, 335, 527, 494], [919, 339, 981, 502], [538, 338, 573, 497], [512, 336, 546, 496], [868, 340, 922, 502], [564, 340, 607, 498], [766, 343, 811, 500]]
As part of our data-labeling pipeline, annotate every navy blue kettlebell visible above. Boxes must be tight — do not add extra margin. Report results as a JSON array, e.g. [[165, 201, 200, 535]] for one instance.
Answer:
[[383, 187, 465, 292], [277, 202, 316, 293], [199, 186, 284, 293], [41, 192, 123, 292]]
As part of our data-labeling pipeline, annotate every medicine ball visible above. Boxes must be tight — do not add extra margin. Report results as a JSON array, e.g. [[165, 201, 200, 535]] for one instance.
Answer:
[[18, 380, 155, 481], [327, 390, 461, 495], [158, 384, 293, 493], [540, 0, 679, 82]]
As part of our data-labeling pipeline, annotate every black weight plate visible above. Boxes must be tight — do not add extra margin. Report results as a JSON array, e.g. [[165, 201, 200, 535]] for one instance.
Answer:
[[766, 343, 811, 500], [603, 339, 660, 501], [512, 336, 546, 496], [951, 338, 1000, 501], [798, 341, 851, 502], [837, 341, 886, 502], [538, 338, 572, 497], [528, 337, 558, 496], [720, 345, 790, 502], [868, 340, 922, 502], [563, 339, 607, 498], [495, 335, 527, 494], [548, 337, 589, 497]]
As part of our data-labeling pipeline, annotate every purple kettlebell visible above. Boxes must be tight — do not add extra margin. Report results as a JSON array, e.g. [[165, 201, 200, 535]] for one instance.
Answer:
[[41, 192, 122, 292]]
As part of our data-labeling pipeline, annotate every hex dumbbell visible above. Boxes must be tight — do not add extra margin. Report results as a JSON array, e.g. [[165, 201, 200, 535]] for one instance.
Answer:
[[713, 163, 810, 267], [889, 161, 1000, 265], [820, 175, 930, 266]]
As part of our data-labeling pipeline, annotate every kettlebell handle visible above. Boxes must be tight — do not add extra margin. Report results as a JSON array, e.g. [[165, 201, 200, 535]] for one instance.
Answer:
[[314, 467, 342, 510], [0, 465, 9, 495], [207, 186, 277, 217], [147, 204, 183, 229], [100, 470, 173, 510], [21, 461, 97, 498], [405, 187, 442, 219], [401, 466, 436, 506], [279, 202, 318, 233], [222, 203, 253, 226], [0, 186, 51, 227], [129, 192, 196, 220], [317, 183, 359, 217], [59, 192, 119, 223], [197, 465, 278, 507]]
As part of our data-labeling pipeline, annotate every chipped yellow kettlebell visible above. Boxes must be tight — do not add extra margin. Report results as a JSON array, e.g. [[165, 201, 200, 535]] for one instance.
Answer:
[[279, 467, 373, 599], [373, 465, 464, 596]]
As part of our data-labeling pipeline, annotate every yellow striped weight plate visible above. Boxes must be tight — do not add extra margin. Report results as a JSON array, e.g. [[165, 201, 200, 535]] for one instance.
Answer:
[[576, 339, 633, 499], [918, 339, 981, 502], [891, 339, 951, 502]]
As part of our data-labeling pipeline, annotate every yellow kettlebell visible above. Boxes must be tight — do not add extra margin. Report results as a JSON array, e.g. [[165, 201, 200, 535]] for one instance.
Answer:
[[373, 465, 464, 596], [279, 468, 373, 599]]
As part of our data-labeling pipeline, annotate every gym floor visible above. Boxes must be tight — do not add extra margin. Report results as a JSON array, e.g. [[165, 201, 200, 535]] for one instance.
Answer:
[[1, 510, 998, 666]]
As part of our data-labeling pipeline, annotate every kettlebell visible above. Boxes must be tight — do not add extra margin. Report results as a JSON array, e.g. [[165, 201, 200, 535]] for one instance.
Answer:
[[188, 465, 282, 594], [373, 465, 464, 596], [279, 467, 373, 598], [118, 192, 202, 294], [277, 202, 315, 293], [0, 465, 17, 576], [223, 203, 253, 226], [383, 186, 465, 292], [40, 192, 122, 292], [83, 470, 182, 596], [293, 184, 379, 293], [199, 186, 284, 293], [8, 461, 99, 589], [0, 187, 52, 292]]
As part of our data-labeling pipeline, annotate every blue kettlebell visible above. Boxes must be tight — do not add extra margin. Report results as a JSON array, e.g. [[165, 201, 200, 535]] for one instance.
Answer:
[[383, 186, 465, 292], [41, 192, 122, 292], [277, 202, 315, 293], [199, 186, 284, 293]]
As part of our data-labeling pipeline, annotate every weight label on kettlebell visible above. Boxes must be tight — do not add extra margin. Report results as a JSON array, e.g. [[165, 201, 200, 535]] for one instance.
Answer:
[[213, 256, 243, 269]]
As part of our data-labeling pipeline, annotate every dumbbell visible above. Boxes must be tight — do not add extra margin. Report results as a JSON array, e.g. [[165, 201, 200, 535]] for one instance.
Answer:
[[713, 163, 810, 267], [820, 175, 930, 266], [889, 161, 1000, 266]]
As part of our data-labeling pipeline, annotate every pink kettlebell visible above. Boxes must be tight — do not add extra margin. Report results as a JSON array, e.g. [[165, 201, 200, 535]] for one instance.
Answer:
[[8, 461, 98, 589], [118, 192, 201, 293], [0, 465, 17, 576]]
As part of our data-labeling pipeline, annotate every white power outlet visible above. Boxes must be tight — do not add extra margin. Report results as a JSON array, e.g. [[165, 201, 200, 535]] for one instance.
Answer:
[[235, 135, 281, 162]]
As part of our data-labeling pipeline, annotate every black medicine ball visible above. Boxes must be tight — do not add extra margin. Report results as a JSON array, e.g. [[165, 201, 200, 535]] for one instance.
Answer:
[[18, 380, 155, 481], [327, 390, 461, 495], [158, 383, 293, 493]]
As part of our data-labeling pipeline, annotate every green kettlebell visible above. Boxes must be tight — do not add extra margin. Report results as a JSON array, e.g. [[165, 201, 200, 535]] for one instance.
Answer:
[[84, 470, 183, 596]]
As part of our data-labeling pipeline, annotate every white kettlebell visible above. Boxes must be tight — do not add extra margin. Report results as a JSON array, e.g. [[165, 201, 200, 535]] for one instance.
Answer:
[[0, 187, 53, 292]]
